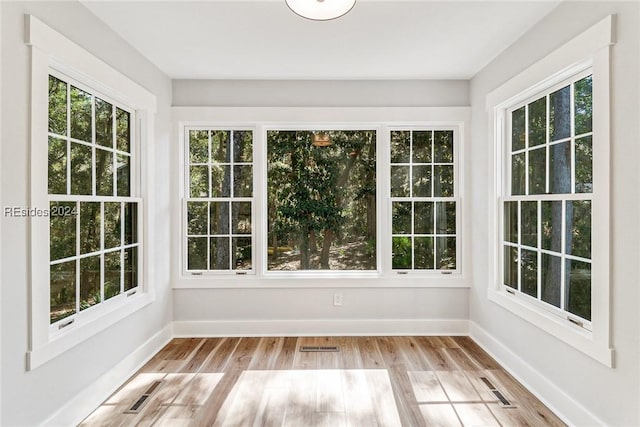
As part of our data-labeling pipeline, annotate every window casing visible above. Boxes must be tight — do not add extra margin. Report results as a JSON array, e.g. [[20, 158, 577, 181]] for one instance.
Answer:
[[27, 15, 157, 370], [180, 122, 465, 282], [486, 14, 613, 366]]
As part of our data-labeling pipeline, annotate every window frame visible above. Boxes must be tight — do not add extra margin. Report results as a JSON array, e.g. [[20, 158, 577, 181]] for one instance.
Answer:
[[27, 15, 157, 370], [486, 15, 614, 366], [174, 109, 469, 288]]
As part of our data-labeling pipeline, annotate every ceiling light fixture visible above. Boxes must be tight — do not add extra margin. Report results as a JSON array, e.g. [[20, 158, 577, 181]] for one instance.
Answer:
[[286, 0, 356, 21]]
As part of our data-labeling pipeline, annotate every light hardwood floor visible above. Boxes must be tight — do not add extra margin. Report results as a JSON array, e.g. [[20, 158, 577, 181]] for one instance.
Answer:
[[81, 336, 566, 426]]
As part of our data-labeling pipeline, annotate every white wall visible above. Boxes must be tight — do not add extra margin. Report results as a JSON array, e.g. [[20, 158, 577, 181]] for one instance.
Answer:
[[172, 79, 469, 107], [469, 2, 640, 426], [171, 84, 471, 335], [0, 2, 172, 425]]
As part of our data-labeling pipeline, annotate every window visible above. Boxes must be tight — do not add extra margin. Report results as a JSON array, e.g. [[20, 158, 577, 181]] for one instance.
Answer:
[[390, 130, 458, 271], [48, 73, 140, 326], [503, 72, 593, 324], [266, 130, 376, 271], [487, 14, 613, 366], [27, 15, 156, 369], [180, 122, 464, 281], [185, 129, 254, 272]]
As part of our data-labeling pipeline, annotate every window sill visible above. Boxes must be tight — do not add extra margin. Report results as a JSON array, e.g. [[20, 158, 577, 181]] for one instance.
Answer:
[[487, 287, 613, 367], [174, 273, 471, 289], [27, 292, 154, 370]]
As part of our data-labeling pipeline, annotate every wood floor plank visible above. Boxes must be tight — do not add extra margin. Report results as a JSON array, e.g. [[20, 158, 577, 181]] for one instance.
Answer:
[[180, 338, 220, 373], [356, 336, 385, 369], [436, 371, 481, 402], [293, 337, 319, 369], [408, 371, 448, 403], [488, 403, 535, 427], [364, 369, 403, 427], [248, 337, 283, 370], [453, 337, 501, 370], [443, 348, 482, 371], [337, 336, 363, 369], [253, 386, 289, 427], [395, 336, 432, 371], [200, 337, 241, 373], [342, 369, 379, 426], [415, 337, 456, 371], [316, 369, 345, 412], [453, 403, 500, 427], [419, 404, 463, 427], [272, 337, 297, 370], [282, 371, 318, 426]]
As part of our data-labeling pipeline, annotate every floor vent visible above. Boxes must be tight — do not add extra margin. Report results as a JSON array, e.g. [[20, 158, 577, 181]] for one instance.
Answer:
[[479, 377, 516, 408], [300, 346, 339, 352], [124, 380, 163, 414]]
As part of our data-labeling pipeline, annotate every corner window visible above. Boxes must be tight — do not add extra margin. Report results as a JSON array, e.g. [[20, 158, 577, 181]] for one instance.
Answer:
[[502, 71, 593, 326], [48, 73, 141, 328]]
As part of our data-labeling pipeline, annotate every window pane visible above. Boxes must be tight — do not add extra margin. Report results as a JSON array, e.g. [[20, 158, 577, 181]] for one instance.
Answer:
[[232, 237, 252, 270], [528, 96, 546, 147], [50, 202, 76, 261], [521, 201, 537, 248], [435, 202, 455, 235], [511, 153, 525, 196], [436, 237, 456, 269], [48, 137, 67, 194], [503, 201, 518, 244], [95, 97, 113, 147], [189, 130, 209, 164], [412, 165, 431, 197], [511, 107, 525, 151], [70, 142, 92, 195], [434, 130, 453, 163], [212, 130, 230, 163], [80, 255, 101, 311], [549, 85, 570, 141], [521, 249, 537, 298], [124, 247, 138, 291], [574, 75, 592, 135], [233, 165, 253, 197], [566, 259, 591, 321], [210, 237, 230, 270], [124, 203, 138, 245], [96, 148, 114, 196], [187, 237, 208, 270], [233, 130, 253, 163], [104, 202, 121, 249], [116, 108, 130, 153], [392, 202, 412, 234], [541, 253, 561, 308], [210, 202, 230, 235], [50, 261, 76, 323], [116, 154, 131, 197], [392, 236, 412, 269], [267, 129, 376, 271], [391, 166, 410, 197], [541, 201, 562, 253], [212, 165, 231, 197], [528, 147, 546, 195], [390, 131, 410, 163], [232, 202, 251, 234], [566, 200, 591, 259], [70, 86, 92, 142], [549, 141, 571, 194], [187, 201, 208, 235], [414, 237, 434, 269], [79, 202, 100, 254], [49, 76, 67, 136], [104, 251, 121, 300], [414, 202, 434, 235], [575, 136, 593, 193], [412, 131, 431, 163], [504, 245, 518, 289], [433, 165, 453, 197], [190, 165, 209, 198]]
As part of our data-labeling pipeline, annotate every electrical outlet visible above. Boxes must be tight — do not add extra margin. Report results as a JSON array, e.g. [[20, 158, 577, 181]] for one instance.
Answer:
[[333, 293, 343, 306]]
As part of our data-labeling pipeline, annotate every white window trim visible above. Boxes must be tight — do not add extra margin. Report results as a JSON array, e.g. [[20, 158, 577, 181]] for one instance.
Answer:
[[173, 106, 470, 288], [26, 15, 157, 370], [486, 15, 614, 367]]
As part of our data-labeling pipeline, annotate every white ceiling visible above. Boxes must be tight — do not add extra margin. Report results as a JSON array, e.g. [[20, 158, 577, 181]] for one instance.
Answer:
[[82, 0, 561, 80]]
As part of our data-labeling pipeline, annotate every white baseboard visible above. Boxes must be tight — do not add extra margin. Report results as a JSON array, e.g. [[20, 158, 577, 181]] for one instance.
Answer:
[[173, 318, 468, 337], [469, 321, 604, 427], [40, 323, 174, 427]]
